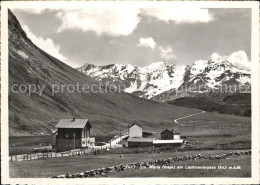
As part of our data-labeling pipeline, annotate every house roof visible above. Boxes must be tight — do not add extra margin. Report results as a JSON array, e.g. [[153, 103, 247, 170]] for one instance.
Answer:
[[129, 123, 142, 129], [56, 119, 91, 129], [161, 129, 173, 135], [127, 137, 155, 142], [153, 139, 183, 144]]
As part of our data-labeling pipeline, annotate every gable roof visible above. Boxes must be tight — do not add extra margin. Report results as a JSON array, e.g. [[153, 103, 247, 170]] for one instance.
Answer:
[[56, 119, 91, 129], [161, 129, 173, 135], [129, 123, 142, 128]]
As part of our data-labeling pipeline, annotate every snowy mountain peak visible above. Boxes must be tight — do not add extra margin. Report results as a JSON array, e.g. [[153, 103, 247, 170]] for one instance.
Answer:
[[143, 61, 175, 72], [77, 59, 251, 101]]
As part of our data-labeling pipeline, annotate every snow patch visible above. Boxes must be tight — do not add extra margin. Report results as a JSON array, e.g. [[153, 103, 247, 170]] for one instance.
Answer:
[[17, 50, 28, 59]]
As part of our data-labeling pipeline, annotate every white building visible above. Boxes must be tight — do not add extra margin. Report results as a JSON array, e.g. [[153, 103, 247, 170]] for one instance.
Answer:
[[128, 124, 142, 138]]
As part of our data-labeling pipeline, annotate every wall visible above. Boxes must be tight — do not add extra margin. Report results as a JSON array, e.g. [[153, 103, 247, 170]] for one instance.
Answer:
[[161, 132, 173, 140], [129, 125, 142, 138], [153, 143, 182, 147], [174, 134, 181, 140], [128, 141, 153, 147], [56, 128, 82, 152]]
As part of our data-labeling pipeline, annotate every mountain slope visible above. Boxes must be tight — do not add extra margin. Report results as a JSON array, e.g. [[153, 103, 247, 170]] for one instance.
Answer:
[[78, 59, 251, 102], [168, 93, 251, 117], [8, 10, 197, 136]]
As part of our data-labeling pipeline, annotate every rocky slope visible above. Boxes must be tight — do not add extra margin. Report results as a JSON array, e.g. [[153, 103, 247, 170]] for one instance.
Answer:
[[8, 10, 197, 136]]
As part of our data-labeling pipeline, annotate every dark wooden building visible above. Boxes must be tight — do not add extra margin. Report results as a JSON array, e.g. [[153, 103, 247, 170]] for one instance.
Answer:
[[55, 118, 95, 152], [161, 129, 174, 140], [161, 129, 181, 140]]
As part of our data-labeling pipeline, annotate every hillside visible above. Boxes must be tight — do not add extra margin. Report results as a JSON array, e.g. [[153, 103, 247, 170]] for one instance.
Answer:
[[8, 10, 197, 136], [168, 93, 251, 117]]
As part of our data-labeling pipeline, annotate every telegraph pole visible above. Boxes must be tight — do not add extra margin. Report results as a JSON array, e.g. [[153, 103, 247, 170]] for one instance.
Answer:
[[73, 133, 75, 150], [162, 123, 164, 132], [110, 133, 112, 149]]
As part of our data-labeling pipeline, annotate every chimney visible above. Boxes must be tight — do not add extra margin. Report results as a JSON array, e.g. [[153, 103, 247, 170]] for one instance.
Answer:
[[71, 117, 75, 122], [172, 129, 173, 133]]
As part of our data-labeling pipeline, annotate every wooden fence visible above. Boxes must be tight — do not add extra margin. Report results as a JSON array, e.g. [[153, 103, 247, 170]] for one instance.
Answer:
[[9, 148, 98, 162]]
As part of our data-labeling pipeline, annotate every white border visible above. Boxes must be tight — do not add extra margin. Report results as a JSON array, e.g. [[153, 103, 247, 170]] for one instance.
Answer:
[[1, 1, 259, 184]]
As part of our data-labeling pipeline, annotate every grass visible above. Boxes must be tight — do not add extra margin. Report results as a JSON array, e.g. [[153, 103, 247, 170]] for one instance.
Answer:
[[170, 111, 251, 149], [106, 155, 251, 177], [9, 149, 250, 178]]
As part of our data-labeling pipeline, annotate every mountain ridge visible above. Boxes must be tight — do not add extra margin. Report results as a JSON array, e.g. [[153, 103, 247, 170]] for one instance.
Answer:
[[77, 59, 251, 102]]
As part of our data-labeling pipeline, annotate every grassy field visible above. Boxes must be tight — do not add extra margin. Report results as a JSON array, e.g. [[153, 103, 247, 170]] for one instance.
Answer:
[[168, 111, 251, 149], [9, 110, 251, 178], [9, 149, 250, 178], [106, 155, 250, 177], [9, 110, 251, 155]]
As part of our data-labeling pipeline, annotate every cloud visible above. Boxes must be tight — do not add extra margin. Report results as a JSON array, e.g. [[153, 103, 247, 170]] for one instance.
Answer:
[[141, 8, 214, 24], [56, 8, 141, 36], [137, 37, 156, 49], [14, 8, 45, 14], [54, 8, 214, 36], [211, 51, 251, 70], [22, 25, 67, 62], [158, 46, 177, 61]]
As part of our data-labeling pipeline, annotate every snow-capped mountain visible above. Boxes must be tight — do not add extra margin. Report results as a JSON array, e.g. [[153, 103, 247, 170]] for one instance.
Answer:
[[77, 59, 251, 102], [77, 61, 186, 99], [179, 59, 250, 90], [151, 59, 251, 101]]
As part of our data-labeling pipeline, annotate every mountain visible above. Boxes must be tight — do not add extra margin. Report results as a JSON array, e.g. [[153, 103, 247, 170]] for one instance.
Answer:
[[78, 59, 251, 102], [152, 59, 251, 102], [8, 10, 197, 136], [77, 61, 186, 99]]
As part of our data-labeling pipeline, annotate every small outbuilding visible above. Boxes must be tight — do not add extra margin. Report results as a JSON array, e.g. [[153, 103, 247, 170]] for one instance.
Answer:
[[161, 129, 181, 140], [55, 118, 95, 152], [128, 123, 143, 138], [161, 129, 174, 140], [173, 133, 181, 140]]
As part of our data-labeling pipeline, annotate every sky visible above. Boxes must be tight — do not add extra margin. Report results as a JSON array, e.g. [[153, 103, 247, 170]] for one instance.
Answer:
[[12, 8, 251, 70]]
